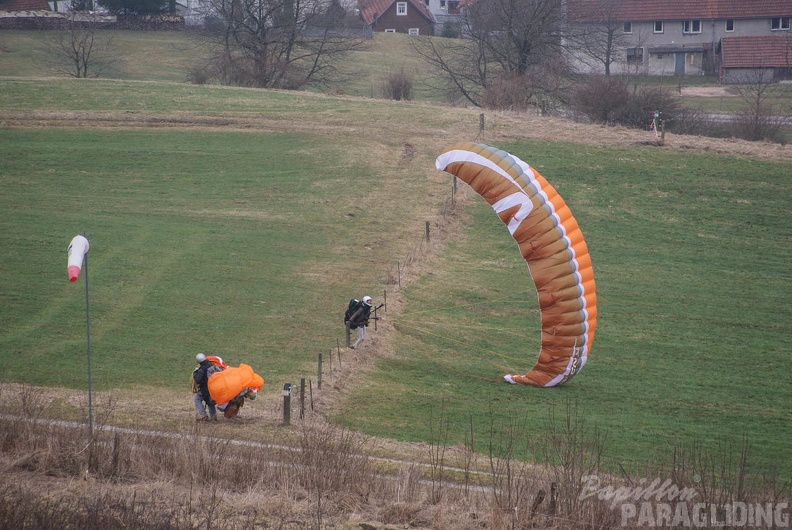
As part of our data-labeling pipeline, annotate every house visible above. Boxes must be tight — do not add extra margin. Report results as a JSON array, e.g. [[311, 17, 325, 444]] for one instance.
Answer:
[[720, 35, 792, 83], [358, 0, 435, 35], [566, 0, 792, 78], [421, 0, 461, 36]]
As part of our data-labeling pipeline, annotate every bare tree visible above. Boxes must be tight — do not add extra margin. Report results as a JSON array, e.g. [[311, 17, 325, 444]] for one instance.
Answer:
[[411, 0, 565, 107], [49, 17, 120, 78], [563, 0, 624, 76], [730, 67, 790, 142], [196, 0, 367, 89]]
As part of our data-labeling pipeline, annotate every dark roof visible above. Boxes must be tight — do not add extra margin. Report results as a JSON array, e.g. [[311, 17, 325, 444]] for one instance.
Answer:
[[568, 0, 791, 22], [721, 35, 792, 68], [0, 0, 51, 10], [648, 44, 709, 53], [358, 0, 435, 25]]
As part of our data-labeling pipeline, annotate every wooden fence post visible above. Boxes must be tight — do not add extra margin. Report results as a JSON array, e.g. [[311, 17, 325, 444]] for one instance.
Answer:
[[317, 352, 322, 389], [282, 383, 291, 426], [300, 378, 306, 419]]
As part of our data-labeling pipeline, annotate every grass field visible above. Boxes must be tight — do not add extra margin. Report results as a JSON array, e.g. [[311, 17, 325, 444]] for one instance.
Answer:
[[339, 140, 792, 476], [1, 30, 791, 492]]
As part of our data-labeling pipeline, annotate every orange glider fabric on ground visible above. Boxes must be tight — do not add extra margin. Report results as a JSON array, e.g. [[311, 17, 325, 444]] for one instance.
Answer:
[[436, 142, 597, 387], [208, 363, 264, 405]]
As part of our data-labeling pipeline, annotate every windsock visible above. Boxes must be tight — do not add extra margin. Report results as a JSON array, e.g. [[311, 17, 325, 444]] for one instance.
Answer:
[[67, 235, 90, 282]]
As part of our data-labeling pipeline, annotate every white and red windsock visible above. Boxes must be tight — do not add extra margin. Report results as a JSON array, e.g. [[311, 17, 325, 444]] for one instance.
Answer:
[[67, 235, 90, 282]]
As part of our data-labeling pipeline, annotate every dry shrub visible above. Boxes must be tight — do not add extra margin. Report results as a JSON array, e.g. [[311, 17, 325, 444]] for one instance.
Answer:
[[482, 74, 536, 111], [378, 500, 425, 525], [573, 76, 683, 129], [572, 75, 630, 124], [382, 68, 414, 101], [1, 388, 788, 530]]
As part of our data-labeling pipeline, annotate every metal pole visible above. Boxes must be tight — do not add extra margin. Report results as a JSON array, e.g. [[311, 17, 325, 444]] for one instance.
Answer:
[[84, 252, 93, 437]]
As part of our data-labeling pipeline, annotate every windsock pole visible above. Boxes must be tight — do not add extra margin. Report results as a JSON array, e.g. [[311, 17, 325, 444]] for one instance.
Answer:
[[83, 251, 93, 436], [68, 234, 93, 436]]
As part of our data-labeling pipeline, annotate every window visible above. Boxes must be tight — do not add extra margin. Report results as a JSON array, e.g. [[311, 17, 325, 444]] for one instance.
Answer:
[[396, 2, 407, 15], [654, 20, 664, 33], [623, 22, 632, 34], [683, 20, 701, 34], [409, 28, 420, 35], [626, 47, 643, 63], [384, 28, 396, 33], [725, 19, 734, 32], [771, 17, 790, 30]]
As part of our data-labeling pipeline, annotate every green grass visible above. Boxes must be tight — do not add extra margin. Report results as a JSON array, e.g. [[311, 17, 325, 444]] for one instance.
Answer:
[[0, 30, 442, 100], [1, 32, 791, 482], [0, 128, 379, 388], [338, 141, 792, 475]]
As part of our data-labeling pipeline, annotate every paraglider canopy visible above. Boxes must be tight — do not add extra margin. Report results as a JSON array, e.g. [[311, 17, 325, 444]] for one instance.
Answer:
[[435, 142, 597, 387]]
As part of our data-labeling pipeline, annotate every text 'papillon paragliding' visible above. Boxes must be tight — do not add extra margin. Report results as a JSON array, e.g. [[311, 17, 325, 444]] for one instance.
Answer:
[[435, 142, 597, 387]]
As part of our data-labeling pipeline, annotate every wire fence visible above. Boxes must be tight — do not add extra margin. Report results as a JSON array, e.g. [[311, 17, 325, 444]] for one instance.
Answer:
[[285, 177, 464, 423]]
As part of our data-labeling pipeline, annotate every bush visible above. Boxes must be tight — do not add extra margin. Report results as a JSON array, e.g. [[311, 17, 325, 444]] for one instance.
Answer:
[[481, 74, 536, 111], [382, 68, 413, 101], [572, 76, 630, 124]]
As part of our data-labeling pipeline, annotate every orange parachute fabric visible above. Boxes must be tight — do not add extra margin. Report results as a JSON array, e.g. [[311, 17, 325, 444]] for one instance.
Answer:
[[208, 363, 264, 404], [206, 355, 228, 370], [435, 142, 597, 387]]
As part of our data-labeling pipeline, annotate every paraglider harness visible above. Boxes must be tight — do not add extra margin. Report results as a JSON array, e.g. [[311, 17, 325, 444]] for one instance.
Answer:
[[344, 298, 362, 328], [344, 299, 383, 329]]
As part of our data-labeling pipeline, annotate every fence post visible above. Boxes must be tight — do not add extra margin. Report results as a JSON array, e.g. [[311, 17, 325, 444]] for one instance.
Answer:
[[317, 352, 323, 389], [300, 378, 306, 419], [479, 113, 485, 132], [282, 383, 292, 426], [425, 221, 430, 242], [345, 321, 351, 347]]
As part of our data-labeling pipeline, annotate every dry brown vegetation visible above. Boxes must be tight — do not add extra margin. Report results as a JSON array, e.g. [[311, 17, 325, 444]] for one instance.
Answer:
[[2, 381, 788, 529]]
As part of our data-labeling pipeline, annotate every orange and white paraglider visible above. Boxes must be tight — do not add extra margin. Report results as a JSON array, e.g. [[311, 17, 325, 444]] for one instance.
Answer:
[[435, 142, 597, 387]]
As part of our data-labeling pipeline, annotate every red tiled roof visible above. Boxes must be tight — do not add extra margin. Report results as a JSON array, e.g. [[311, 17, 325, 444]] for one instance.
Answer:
[[0, 0, 51, 10], [721, 35, 792, 68], [568, 0, 790, 22], [358, 0, 434, 25]]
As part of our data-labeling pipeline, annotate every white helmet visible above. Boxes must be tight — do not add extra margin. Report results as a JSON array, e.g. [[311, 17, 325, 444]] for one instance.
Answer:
[[196, 353, 206, 363], [362, 296, 372, 306]]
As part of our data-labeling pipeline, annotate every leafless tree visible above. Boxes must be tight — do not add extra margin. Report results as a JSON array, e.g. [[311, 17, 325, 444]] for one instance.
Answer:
[[195, 0, 368, 89], [564, 0, 620, 76], [49, 17, 120, 78], [411, 0, 565, 108], [730, 66, 790, 142]]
